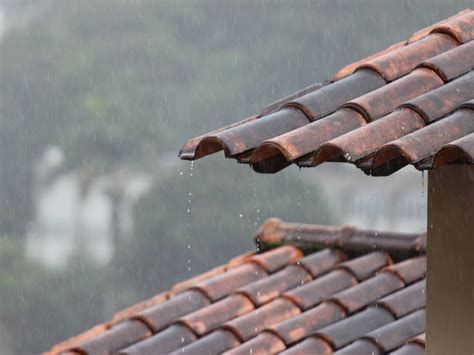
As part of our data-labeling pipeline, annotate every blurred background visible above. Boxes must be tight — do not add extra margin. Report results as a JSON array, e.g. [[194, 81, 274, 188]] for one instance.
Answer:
[[0, 1, 469, 353]]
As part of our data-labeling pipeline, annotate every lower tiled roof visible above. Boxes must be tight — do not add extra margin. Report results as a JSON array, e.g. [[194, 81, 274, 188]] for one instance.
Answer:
[[48, 219, 426, 355]]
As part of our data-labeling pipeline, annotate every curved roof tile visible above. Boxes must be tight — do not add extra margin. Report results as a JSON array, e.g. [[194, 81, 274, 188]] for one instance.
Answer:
[[180, 10, 474, 176], [49, 219, 428, 355]]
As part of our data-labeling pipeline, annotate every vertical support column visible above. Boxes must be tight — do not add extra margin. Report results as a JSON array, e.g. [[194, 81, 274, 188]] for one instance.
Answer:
[[427, 165, 474, 355]]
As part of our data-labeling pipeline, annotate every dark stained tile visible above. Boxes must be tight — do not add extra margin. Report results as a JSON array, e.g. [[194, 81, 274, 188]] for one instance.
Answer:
[[70, 320, 152, 355], [223, 332, 286, 354], [356, 33, 457, 81], [408, 9, 472, 43], [179, 115, 258, 160], [390, 343, 425, 355], [419, 41, 474, 81], [250, 109, 366, 172], [280, 337, 333, 355], [284, 269, 357, 311], [283, 69, 385, 119], [169, 329, 240, 355], [329, 272, 405, 313], [192, 262, 268, 301], [270, 301, 346, 345], [376, 280, 426, 318], [402, 71, 474, 123], [372, 108, 474, 173], [296, 248, 346, 278], [260, 82, 326, 116], [433, 132, 474, 167], [362, 309, 425, 352], [178, 294, 255, 335], [334, 339, 382, 355], [342, 68, 443, 121], [118, 324, 196, 355], [337, 252, 391, 281], [431, 10, 474, 43], [223, 298, 301, 341], [382, 256, 426, 284], [134, 289, 210, 332], [314, 108, 425, 165], [314, 307, 395, 350], [184, 108, 309, 160]]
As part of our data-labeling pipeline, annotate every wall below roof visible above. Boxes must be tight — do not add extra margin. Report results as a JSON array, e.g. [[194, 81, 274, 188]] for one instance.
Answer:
[[427, 164, 474, 355]]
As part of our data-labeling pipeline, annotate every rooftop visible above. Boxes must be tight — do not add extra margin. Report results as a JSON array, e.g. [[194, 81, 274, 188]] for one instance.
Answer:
[[48, 219, 427, 354], [179, 9, 474, 176]]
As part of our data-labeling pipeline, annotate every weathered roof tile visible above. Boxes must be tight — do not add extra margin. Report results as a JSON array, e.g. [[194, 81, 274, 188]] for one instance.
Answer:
[[180, 10, 474, 176], [50, 220, 428, 355]]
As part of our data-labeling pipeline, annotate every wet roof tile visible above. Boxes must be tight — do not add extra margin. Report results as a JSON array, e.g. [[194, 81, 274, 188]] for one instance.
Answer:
[[48, 219, 428, 355], [180, 9, 474, 176], [313, 307, 395, 349], [361, 309, 425, 352]]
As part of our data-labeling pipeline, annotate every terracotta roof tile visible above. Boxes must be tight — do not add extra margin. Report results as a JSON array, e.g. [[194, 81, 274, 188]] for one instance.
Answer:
[[133, 289, 210, 332], [432, 131, 474, 167], [334, 339, 382, 355], [249, 244, 302, 272], [169, 329, 240, 355], [329, 272, 405, 313], [356, 34, 457, 81], [70, 320, 152, 355], [408, 9, 472, 43], [402, 71, 474, 123], [343, 68, 443, 121], [283, 269, 357, 311], [313, 307, 395, 349], [180, 10, 474, 176], [282, 69, 385, 120], [118, 324, 196, 354], [268, 301, 346, 346], [250, 108, 367, 171], [295, 248, 346, 277], [382, 256, 426, 284], [223, 331, 286, 354], [361, 309, 425, 352], [191, 261, 267, 301], [337, 251, 391, 281], [177, 294, 255, 336], [222, 298, 300, 341], [390, 343, 425, 355], [371, 107, 474, 174], [376, 280, 426, 318], [430, 10, 474, 43], [418, 40, 474, 81], [280, 337, 333, 355], [49, 219, 427, 355], [236, 265, 311, 306]]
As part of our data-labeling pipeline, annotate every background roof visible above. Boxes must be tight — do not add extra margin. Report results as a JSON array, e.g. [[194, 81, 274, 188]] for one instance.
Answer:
[[48, 219, 426, 354]]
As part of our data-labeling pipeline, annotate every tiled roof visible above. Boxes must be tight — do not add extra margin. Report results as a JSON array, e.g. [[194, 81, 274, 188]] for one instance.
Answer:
[[179, 9, 474, 176], [48, 219, 427, 354]]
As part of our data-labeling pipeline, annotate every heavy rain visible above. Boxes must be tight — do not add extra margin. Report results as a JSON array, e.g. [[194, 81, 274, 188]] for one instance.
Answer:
[[0, 1, 472, 354]]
